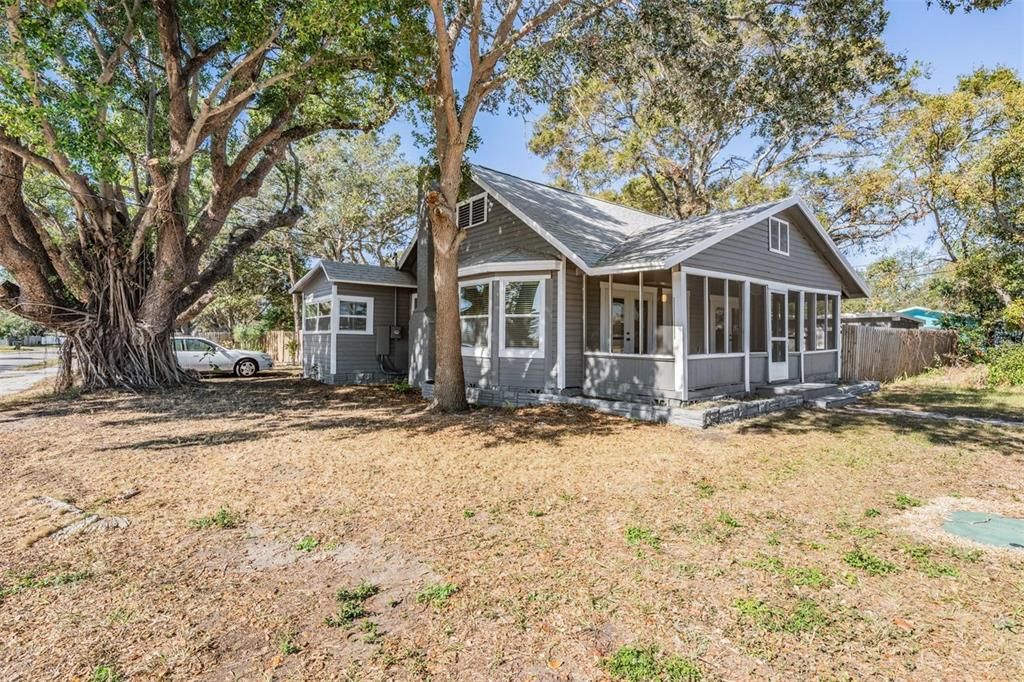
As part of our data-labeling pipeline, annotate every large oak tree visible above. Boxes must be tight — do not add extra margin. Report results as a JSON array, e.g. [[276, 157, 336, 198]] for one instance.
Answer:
[[0, 0, 426, 389], [421, 0, 608, 412]]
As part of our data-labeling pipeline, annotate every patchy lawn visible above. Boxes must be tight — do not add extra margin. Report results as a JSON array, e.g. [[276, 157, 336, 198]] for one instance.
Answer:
[[863, 364, 1024, 422], [0, 369, 1022, 680]]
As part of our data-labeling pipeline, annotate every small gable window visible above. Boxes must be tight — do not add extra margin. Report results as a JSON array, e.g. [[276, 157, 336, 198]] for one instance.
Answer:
[[457, 193, 488, 229], [768, 216, 789, 255]]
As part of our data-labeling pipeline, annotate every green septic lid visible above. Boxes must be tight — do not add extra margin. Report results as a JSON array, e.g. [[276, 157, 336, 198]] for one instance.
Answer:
[[943, 511, 1024, 550]]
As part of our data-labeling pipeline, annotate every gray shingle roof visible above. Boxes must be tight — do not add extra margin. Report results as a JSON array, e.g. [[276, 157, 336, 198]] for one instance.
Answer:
[[318, 260, 416, 288], [471, 165, 671, 269], [594, 199, 788, 269]]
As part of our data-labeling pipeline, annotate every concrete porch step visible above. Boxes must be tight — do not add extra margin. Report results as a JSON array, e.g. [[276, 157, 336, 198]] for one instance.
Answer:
[[756, 382, 838, 401], [809, 393, 858, 409]]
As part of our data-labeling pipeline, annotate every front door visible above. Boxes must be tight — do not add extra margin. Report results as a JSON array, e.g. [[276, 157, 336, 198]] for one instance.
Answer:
[[607, 290, 655, 354], [769, 289, 788, 382]]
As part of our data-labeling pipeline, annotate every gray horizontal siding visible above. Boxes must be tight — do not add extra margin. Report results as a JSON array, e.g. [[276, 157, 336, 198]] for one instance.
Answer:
[[460, 181, 560, 264], [302, 333, 332, 382], [335, 283, 411, 379], [750, 354, 768, 386], [583, 356, 677, 399], [804, 351, 838, 381], [683, 206, 843, 292], [688, 356, 744, 390]]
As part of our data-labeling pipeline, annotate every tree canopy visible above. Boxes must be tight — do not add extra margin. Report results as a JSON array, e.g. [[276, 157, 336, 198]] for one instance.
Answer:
[[529, 0, 906, 226], [0, 0, 428, 388]]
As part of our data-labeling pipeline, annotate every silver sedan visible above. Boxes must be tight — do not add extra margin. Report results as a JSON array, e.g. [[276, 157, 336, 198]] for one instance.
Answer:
[[172, 336, 274, 377]]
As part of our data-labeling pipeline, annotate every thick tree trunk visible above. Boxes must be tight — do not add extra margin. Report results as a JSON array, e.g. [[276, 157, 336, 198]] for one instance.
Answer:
[[431, 236, 467, 411], [66, 322, 188, 391]]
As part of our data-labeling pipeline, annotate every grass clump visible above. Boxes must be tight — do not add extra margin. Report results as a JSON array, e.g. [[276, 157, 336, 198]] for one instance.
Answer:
[[693, 479, 716, 499], [893, 494, 923, 510], [625, 526, 661, 551], [391, 380, 415, 394], [0, 570, 92, 600], [326, 581, 380, 628], [949, 547, 982, 562], [602, 645, 702, 681], [189, 507, 242, 530], [903, 545, 959, 578], [864, 508, 881, 518], [294, 536, 319, 552], [717, 511, 741, 528], [734, 597, 828, 634], [90, 665, 122, 682], [786, 566, 829, 588], [843, 548, 899, 576], [277, 629, 301, 655], [416, 582, 458, 608]]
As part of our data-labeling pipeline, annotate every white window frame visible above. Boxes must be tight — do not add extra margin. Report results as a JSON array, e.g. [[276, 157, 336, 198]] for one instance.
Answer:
[[456, 192, 489, 229], [302, 293, 332, 333], [337, 294, 374, 335], [499, 277, 546, 359], [768, 216, 790, 256], [460, 278, 491, 357]]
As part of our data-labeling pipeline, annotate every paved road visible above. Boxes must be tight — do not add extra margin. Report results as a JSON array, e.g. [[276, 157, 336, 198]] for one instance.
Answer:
[[0, 347, 61, 397]]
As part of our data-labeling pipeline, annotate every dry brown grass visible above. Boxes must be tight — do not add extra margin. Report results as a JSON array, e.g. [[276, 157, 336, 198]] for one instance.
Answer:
[[1, 370, 1022, 680]]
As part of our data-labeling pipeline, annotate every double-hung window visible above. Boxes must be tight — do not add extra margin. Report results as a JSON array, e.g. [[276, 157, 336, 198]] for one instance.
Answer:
[[501, 279, 545, 358], [456, 193, 488, 229], [303, 296, 331, 332], [460, 281, 490, 355], [338, 295, 373, 335], [769, 217, 789, 255]]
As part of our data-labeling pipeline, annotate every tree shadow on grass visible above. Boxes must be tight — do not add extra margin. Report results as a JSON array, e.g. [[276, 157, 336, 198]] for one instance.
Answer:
[[861, 386, 1024, 423], [735, 407, 1024, 459], [2, 374, 630, 451]]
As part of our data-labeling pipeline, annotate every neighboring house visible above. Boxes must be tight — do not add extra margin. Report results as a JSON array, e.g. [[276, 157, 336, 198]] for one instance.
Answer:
[[841, 312, 922, 329], [292, 165, 868, 402], [897, 306, 956, 329]]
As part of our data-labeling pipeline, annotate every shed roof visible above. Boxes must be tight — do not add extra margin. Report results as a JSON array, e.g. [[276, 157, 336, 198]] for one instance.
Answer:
[[290, 260, 416, 294]]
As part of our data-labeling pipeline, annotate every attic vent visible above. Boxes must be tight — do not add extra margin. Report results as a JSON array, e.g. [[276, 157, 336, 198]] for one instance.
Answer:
[[457, 194, 488, 229]]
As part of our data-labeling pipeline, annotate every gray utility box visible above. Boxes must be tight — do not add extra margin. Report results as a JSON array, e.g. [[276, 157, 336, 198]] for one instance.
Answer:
[[375, 325, 403, 355]]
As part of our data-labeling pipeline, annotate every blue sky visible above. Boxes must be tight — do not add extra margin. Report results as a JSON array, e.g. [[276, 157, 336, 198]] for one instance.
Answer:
[[384, 1, 1024, 266]]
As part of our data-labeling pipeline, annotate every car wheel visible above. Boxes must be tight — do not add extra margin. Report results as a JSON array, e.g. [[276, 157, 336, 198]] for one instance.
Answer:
[[235, 359, 259, 377]]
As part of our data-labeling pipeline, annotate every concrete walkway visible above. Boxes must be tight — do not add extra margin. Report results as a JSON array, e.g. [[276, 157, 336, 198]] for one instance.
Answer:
[[844, 404, 1024, 429], [0, 348, 61, 397]]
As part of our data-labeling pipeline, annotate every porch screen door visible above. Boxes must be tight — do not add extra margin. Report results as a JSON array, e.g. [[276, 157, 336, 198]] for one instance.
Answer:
[[769, 289, 788, 382]]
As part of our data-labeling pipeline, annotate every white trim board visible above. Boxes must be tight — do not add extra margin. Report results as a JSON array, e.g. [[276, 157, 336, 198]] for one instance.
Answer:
[[557, 258, 566, 390], [458, 260, 560, 277]]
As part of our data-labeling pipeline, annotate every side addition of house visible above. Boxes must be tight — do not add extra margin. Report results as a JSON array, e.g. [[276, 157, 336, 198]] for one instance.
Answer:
[[292, 165, 868, 405]]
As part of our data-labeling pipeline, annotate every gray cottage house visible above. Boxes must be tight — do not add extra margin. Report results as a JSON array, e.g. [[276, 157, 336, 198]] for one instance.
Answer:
[[291, 165, 868, 404]]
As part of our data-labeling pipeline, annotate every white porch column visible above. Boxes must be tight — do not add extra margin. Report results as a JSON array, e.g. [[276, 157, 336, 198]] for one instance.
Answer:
[[638, 271, 644, 354], [330, 286, 339, 377], [743, 280, 750, 393], [798, 291, 805, 383], [672, 268, 686, 397], [836, 296, 843, 380]]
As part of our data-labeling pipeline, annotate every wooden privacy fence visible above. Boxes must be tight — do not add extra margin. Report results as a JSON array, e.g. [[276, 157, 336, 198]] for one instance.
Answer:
[[193, 330, 300, 365], [840, 325, 957, 382]]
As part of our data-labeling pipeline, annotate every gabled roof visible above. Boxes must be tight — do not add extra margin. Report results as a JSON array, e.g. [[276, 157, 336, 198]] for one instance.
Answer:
[[290, 259, 417, 294], [469, 165, 671, 270], [595, 199, 787, 270]]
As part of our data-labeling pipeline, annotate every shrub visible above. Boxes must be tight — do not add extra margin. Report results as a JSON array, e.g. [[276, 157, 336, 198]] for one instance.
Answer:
[[232, 322, 267, 351], [986, 343, 1024, 386]]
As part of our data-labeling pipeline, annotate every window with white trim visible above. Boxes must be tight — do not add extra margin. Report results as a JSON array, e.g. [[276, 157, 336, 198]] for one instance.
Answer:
[[337, 295, 373, 334], [501, 279, 544, 357], [303, 296, 331, 332], [769, 216, 789, 255], [456, 193, 488, 228], [460, 282, 490, 355]]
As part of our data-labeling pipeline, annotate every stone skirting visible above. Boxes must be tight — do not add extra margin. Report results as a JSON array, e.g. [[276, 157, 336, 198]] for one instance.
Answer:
[[420, 381, 881, 428]]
